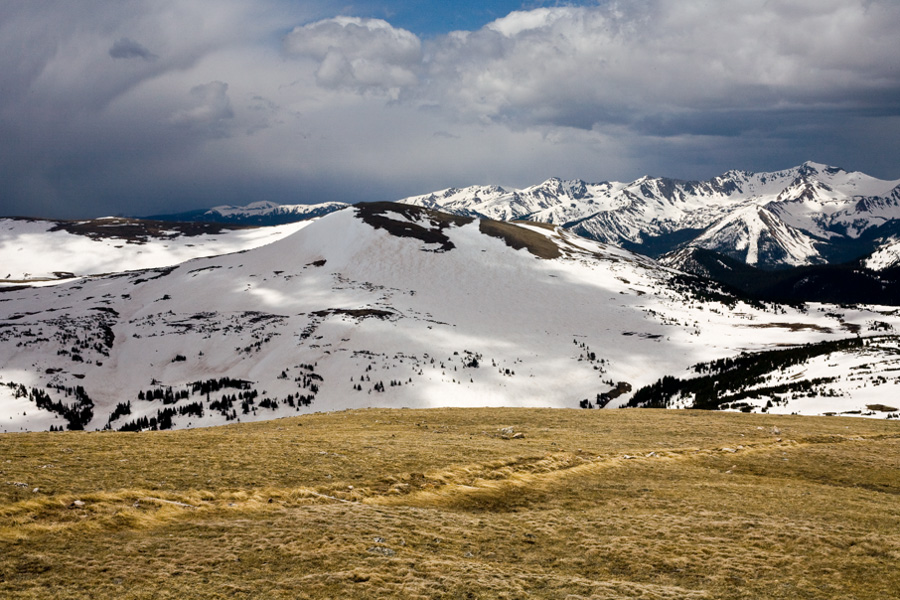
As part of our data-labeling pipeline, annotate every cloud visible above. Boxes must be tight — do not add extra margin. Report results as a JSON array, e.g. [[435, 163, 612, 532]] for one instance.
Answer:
[[286, 2, 900, 137], [1, 1, 899, 220], [418, 1, 900, 133], [109, 37, 157, 60], [284, 17, 421, 93], [169, 81, 235, 135]]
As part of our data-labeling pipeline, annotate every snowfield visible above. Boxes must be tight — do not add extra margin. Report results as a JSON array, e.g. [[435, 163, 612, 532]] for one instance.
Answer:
[[0, 217, 311, 283], [1, 203, 900, 432]]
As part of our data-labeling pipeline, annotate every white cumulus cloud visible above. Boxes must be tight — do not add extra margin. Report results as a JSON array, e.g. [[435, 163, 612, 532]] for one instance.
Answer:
[[419, 1, 900, 131], [284, 17, 421, 92]]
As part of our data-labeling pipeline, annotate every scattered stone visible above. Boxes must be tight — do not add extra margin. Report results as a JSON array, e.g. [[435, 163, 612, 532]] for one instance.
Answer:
[[721, 447, 737, 453], [70, 500, 85, 508], [367, 546, 395, 557], [32, 487, 39, 494], [646, 452, 657, 457], [498, 426, 526, 439], [622, 455, 636, 460], [373, 537, 385, 544]]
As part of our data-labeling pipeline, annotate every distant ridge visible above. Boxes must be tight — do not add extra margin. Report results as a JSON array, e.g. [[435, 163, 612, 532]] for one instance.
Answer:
[[138, 163, 900, 271], [146, 201, 348, 226], [398, 162, 900, 271]]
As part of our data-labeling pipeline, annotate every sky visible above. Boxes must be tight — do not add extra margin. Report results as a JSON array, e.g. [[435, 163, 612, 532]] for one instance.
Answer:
[[1, 0, 899, 219]]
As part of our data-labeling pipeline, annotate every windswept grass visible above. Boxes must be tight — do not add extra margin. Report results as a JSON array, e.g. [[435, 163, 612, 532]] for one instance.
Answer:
[[479, 219, 562, 259], [1, 408, 898, 599]]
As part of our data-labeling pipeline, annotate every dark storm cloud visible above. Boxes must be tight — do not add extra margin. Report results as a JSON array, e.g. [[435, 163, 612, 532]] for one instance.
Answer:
[[109, 37, 157, 60], [1, 0, 899, 219]]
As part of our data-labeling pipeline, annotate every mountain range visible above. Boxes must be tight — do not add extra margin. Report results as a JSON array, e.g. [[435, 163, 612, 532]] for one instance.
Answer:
[[3, 202, 900, 433], [145, 162, 900, 275], [400, 162, 900, 271]]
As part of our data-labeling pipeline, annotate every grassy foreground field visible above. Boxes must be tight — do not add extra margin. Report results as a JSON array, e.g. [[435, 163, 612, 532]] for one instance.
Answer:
[[1, 408, 899, 599]]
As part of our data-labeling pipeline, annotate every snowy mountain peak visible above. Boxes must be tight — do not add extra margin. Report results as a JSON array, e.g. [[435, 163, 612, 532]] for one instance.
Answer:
[[399, 163, 900, 269], [799, 160, 825, 172], [799, 160, 846, 175]]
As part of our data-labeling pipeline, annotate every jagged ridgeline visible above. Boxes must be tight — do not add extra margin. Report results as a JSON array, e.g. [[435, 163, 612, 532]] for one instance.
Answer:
[[399, 162, 900, 272], [144, 162, 900, 276]]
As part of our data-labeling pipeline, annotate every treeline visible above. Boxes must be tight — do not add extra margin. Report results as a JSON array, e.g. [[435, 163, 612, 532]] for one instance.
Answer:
[[138, 387, 190, 404], [4, 382, 94, 430], [105, 401, 132, 428], [190, 377, 253, 395], [627, 337, 866, 410], [580, 381, 632, 408], [120, 367, 321, 429], [118, 402, 205, 431]]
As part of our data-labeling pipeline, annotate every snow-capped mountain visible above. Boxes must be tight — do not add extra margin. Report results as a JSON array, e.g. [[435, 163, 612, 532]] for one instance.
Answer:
[[399, 162, 900, 270], [3, 203, 900, 433], [863, 237, 900, 271], [0, 217, 311, 284], [148, 201, 348, 226]]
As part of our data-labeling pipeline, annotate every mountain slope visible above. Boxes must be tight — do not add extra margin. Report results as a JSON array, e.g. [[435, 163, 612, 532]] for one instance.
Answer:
[[0, 217, 312, 284], [400, 162, 900, 270], [2, 203, 900, 432], [863, 236, 900, 270], [662, 247, 900, 306]]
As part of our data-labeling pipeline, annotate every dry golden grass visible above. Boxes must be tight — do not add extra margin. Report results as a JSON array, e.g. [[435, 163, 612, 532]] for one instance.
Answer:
[[479, 220, 562, 259], [1, 408, 899, 599]]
